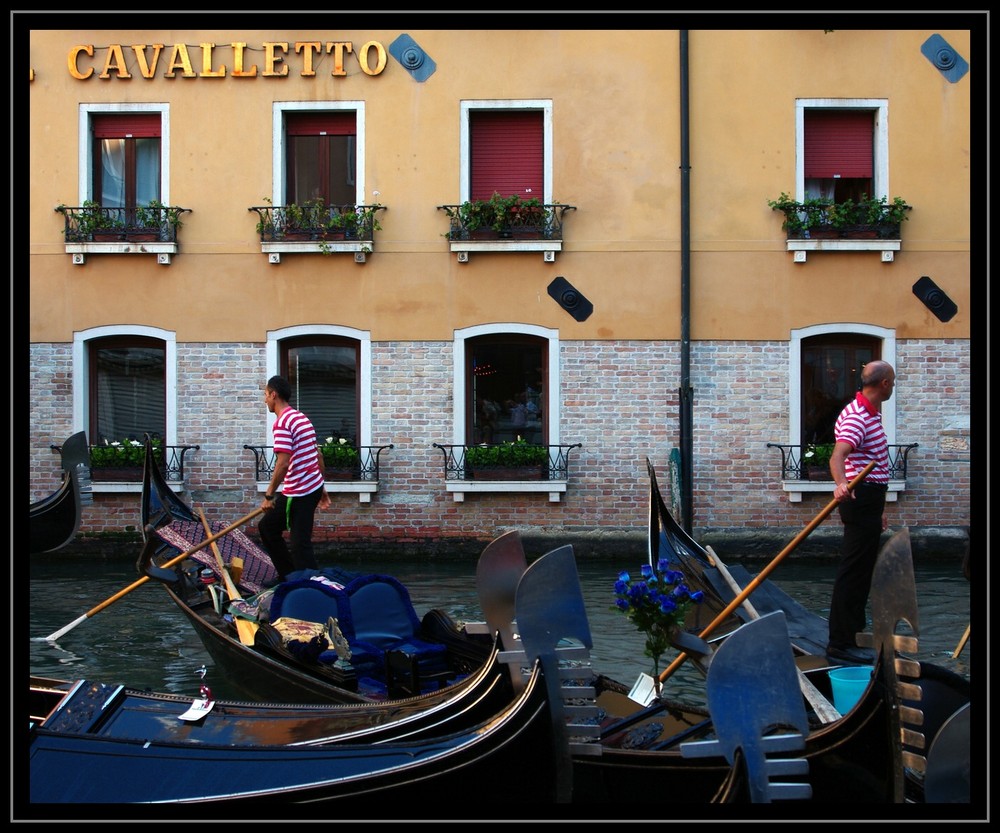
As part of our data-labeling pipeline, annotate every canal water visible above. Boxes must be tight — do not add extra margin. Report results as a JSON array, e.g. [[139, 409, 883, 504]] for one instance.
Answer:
[[28, 547, 971, 703]]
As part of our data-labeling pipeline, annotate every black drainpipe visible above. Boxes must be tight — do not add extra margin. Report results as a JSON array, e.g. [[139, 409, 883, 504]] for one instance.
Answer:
[[679, 30, 694, 534]]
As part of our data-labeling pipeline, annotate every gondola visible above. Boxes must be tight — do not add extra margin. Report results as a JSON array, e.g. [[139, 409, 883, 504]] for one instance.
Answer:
[[28, 545, 602, 808], [646, 457, 830, 658], [138, 435, 497, 704], [571, 526, 972, 805], [30, 431, 92, 554], [474, 519, 971, 804], [135, 439, 970, 804]]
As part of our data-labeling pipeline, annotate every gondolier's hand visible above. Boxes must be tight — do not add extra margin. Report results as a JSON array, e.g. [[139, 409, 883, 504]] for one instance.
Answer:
[[318, 491, 331, 510], [261, 492, 276, 509], [833, 481, 855, 503]]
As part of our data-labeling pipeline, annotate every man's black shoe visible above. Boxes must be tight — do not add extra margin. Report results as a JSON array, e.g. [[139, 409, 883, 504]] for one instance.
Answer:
[[826, 644, 876, 664]]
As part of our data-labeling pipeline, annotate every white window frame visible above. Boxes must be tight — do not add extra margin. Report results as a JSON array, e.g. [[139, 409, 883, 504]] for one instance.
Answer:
[[452, 101, 560, 262], [787, 99, 898, 262], [78, 103, 171, 204], [786, 323, 900, 502], [73, 325, 177, 493], [449, 323, 565, 502], [68, 104, 175, 264], [266, 325, 377, 502], [459, 100, 553, 204], [272, 101, 367, 205]]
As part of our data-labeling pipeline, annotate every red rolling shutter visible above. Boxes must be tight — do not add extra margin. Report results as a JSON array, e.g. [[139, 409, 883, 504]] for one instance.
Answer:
[[470, 111, 543, 200], [285, 112, 356, 136], [804, 111, 873, 179], [91, 114, 161, 138]]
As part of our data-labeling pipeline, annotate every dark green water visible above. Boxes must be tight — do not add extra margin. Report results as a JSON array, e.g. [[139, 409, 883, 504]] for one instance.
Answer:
[[28, 550, 970, 703]]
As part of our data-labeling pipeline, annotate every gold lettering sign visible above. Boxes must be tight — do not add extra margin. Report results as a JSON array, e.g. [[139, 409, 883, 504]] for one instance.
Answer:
[[66, 41, 388, 79]]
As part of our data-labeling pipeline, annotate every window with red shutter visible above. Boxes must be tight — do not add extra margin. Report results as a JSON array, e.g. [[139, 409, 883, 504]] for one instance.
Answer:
[[804, 110, 874, 203], [470, 111, 543, 201]]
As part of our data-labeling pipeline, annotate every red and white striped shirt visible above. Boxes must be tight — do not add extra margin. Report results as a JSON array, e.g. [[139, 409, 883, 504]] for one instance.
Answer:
[[834, 392, 890, 485], [272, 406, 324, 497]]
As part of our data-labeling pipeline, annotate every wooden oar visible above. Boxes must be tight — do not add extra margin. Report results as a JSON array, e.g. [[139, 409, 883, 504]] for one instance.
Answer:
[[199, 509, 258, 646], [42, 508, 264, 642], [706, 545, 841, 724], [658, 461, 876, 685]]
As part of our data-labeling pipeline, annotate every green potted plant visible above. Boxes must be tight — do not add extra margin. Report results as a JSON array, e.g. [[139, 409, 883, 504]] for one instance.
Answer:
[[90, 436, 162, 481], [465, 436, 549, 480], [319, 436, 361, 478], [801, 442, 834, 480], [57, 200, 125, 241], [767, 192, 810, 238], [134, 200, 185, 241]]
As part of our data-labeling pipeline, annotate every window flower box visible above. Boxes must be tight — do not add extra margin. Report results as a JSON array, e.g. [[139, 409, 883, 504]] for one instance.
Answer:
[[465, 438, 549, 480]]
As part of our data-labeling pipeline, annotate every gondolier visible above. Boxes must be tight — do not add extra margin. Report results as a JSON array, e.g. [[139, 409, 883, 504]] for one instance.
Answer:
[[826, 360, 895, 664], [259, 375, 331, 581]]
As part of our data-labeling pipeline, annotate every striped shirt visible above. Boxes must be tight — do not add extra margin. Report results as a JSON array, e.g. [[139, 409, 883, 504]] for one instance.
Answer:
[[272, 406, 325, 497], [834, 392, 890, 485]]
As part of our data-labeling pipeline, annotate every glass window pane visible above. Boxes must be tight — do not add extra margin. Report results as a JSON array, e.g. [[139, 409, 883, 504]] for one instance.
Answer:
[[135, 138, 161, 205], [100, 139, 126, 206], [93, 344, 166, 442], [468, 337, 545, 445], [286, 344, 358, 444], [802, 337, 876, 446]]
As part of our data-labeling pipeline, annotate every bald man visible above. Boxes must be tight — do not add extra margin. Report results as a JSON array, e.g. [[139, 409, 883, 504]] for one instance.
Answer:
[[826, 360, 895, 664]]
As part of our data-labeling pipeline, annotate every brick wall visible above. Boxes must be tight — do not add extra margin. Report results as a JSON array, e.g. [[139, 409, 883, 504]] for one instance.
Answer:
[[29, 337, 970, 545]]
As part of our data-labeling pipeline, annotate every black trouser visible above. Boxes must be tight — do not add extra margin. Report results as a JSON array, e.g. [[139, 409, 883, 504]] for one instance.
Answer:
[[828, 482, 887, 648], [258, 486, 323, 579]]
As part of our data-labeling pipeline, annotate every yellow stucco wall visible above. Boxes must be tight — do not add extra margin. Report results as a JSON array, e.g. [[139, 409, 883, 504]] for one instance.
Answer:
[[28, 27, 970, 344]]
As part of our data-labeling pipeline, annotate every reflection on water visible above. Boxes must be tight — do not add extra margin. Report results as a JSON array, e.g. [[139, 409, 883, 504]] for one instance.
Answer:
[[28, 552, 971, 703]]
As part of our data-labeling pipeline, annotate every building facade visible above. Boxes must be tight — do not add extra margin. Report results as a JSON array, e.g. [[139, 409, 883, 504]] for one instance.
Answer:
[[25, 23, 974, 553]]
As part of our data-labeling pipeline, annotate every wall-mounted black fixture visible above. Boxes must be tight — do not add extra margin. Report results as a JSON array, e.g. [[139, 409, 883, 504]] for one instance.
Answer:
[[389, 34, 436, 82], [547, 277, 592, 322], [913, 276, 958, 323]]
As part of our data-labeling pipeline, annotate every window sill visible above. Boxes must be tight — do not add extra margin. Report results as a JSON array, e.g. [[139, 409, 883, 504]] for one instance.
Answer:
[[449, 240, 562, 263], [785, 239, 901, 263], [64, 242, 178, 265], [92, 479, 187, 495], [444, 479, 568, 503], [256, 482, 379, 505], [261, 241, 372, 264], [780, 479, 907, 503]]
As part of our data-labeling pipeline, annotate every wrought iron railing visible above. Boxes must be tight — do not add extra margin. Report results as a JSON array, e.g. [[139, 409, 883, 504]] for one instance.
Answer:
[[766, 443, 918, 481], [55, 204, 190, 243], [437, 203, 576, 241], [84, 443, 199, 481], [247, 203, 385, 243], [432, 443, 582, 481], [243, 444, 393, 482]]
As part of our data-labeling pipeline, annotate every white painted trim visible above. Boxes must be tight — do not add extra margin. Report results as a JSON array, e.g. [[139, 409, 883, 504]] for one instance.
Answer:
[[272, 101, 367, 205], [459, 100, 553, 203], [788, 323, 897, 448], [265, 324, 372, 446], [79, 103, 171, 203], [452, 323, 559, 446], [794, 99, 890, 200], [73, 325, 178, 446]]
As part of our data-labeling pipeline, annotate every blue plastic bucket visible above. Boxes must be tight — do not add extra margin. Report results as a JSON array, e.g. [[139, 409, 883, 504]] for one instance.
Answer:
[[827, 665, 874, 713]]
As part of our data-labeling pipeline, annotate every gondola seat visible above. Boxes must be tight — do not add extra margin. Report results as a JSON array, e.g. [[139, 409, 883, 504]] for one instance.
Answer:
[[268, 579, 351, 633], [267, 575, 449, 686], [341, 574, 450, 685]]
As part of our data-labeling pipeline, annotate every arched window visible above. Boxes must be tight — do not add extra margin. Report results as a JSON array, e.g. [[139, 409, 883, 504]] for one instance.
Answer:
[[280, 336, 360, 445], [466, 334, 547, 446], [800, 334, 879, 446], [790, 323, 896, 448]]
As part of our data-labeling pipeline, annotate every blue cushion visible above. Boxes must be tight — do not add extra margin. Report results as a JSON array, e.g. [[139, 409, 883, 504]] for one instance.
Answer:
[[344, 574, 422, 644], [269, 579, 351, 631]]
